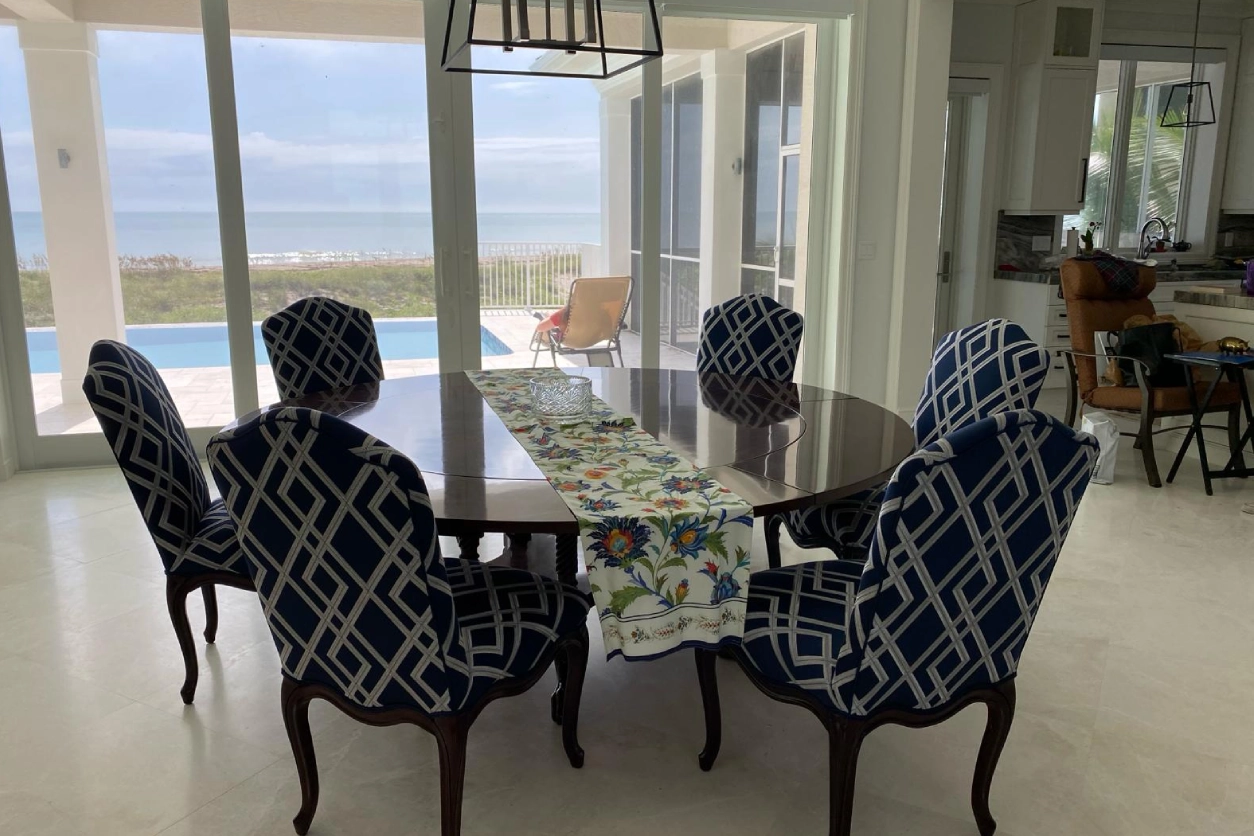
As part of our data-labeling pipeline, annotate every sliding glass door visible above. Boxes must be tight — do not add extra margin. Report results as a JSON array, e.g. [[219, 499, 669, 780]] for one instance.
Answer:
[[0, 0, 846, 469]]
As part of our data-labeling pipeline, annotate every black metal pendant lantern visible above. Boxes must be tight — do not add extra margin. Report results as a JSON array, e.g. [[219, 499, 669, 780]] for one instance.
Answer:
[[1161, 0, 1216, 129], [441, 0, 663, 80]]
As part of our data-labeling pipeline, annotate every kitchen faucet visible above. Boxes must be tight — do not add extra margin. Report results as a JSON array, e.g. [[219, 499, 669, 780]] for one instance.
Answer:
[[1138, 217, 1169, 260]]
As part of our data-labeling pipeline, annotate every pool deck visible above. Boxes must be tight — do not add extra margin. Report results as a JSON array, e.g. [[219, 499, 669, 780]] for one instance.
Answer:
[[29, 314, 696, 436]]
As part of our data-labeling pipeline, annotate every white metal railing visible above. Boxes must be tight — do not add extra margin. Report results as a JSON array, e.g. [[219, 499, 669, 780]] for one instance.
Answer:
[[478, 242, 585, 312]]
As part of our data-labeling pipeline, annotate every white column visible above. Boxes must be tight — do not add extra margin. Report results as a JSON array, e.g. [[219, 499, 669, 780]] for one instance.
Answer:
[[599, 94, 632, 278], [19, 22, 124, 403], [884, 0, 953, 414], [698, 49, 746, 313]]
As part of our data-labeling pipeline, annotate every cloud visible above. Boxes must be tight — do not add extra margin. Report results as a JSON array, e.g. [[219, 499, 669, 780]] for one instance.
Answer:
[[490, 81, 542, 93]]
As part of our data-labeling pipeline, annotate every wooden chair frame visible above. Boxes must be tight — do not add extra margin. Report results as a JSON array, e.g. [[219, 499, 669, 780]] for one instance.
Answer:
[[694, 649, 1015, 836]]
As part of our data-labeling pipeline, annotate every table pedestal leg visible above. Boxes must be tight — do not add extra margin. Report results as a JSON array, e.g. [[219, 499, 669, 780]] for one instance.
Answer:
[[555, 534, 579, 584], [507, 533, 531, 569], [455, 534, 481, 561]]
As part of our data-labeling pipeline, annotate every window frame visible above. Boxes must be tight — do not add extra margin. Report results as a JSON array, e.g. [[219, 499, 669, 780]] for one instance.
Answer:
[[1069, 43, 1234, 257]]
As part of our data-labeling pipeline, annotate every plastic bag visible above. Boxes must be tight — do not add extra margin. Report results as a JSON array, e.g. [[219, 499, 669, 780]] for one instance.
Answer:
[[1081, 411, 1119, 485]]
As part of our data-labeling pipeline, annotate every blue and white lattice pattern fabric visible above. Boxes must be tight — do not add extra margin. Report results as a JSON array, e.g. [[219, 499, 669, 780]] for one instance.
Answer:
[[743, 410, 1098, 716], [697, 294, 804, 382], [208, 408, 590, 715], [82, 339, 245, 577], [261, 296, 385, 400], [913, 319, 1052, 447], [781, 319, 1052, 557]]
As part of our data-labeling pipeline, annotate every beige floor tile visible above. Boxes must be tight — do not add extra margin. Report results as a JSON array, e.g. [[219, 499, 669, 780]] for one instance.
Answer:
[[1, 388, 1253, 834]]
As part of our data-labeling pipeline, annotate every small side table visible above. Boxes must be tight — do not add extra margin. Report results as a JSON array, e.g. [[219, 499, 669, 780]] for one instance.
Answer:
[[1165, 351, 1254, 495]]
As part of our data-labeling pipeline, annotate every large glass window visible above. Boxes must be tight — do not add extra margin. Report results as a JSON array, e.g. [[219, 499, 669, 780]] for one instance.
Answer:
[[1, 18, 227, 435], [471, 24, 641, 371], [231, 32, 433, 405], [741, 33, 807, 304], [629, 74, 703, 353], [1066, 57, 1222, 252], [623, 22, 816, 370]]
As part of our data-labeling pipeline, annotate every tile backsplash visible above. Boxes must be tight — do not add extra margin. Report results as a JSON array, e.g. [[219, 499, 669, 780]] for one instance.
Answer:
[[995, 213, 1056, 271], [1215, 213, 1254, 256]]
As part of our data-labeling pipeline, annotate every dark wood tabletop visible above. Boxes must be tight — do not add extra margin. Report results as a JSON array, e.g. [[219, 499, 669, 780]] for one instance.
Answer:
[[254, 368, 914, 537]]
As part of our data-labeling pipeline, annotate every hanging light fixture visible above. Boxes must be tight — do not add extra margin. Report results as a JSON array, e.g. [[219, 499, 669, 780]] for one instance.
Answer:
[[1160, 0, 1216, 128], [441, 0, 662, 80]]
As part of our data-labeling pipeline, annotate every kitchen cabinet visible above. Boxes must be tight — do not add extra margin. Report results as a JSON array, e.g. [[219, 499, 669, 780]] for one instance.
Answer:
[[1005, 64, 1098, 214], [989, 274, 1245, 389], [1221, 19, 1254, 213], [1015, 0, 1104, 70]]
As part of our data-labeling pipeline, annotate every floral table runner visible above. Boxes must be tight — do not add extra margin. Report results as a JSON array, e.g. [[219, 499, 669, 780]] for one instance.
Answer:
[[467, 369, 754, 660]]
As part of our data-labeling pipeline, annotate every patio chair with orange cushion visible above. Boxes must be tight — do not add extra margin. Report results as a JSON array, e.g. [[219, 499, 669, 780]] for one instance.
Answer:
[[531, 276, 633, 367], [1060, 257, 1243, 487]]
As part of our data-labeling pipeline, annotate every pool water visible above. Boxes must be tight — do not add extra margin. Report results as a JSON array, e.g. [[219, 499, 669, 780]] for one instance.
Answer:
[[25, 320, 513, 374]]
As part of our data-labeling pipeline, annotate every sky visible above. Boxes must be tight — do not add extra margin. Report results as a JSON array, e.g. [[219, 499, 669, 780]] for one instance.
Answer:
[[0, 26, 603, 214]]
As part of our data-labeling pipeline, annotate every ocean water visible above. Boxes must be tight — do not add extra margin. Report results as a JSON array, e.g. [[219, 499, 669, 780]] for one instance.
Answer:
[[25, 320, 513, 374], [11, 211, 601, 266]]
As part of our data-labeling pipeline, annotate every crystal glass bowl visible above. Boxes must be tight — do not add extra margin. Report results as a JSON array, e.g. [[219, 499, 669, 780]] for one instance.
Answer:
[[530, 376, 593, 419]]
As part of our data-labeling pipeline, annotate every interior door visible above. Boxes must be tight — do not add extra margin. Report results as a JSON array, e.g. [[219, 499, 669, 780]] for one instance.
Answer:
[[934, 93, 968, 342]]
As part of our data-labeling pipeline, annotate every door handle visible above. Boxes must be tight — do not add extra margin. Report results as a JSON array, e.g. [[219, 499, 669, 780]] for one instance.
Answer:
[[1078, 157, 1089, 204]]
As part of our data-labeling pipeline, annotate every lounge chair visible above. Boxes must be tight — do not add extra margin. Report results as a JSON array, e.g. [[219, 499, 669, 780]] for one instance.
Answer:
[[531, 276, 632, 367]]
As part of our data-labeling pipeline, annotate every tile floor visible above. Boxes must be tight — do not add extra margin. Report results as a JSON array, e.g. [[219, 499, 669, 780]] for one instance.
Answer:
[[1, 424, 1253, 835]]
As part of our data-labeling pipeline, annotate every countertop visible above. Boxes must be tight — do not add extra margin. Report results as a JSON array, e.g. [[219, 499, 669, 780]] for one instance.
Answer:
[[1174, 286, 1254, 312], [994, 268, 1247, 286]]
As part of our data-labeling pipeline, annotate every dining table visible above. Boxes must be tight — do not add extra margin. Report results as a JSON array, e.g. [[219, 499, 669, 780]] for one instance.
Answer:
[[259, 367, 915, 583]]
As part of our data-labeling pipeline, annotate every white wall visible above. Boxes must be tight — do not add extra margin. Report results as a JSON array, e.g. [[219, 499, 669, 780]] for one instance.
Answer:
[[842, 0, 954, 414]]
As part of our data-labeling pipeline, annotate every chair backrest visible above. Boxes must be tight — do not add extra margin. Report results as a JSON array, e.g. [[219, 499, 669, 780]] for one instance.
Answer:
[[1060, 259, 1157, 398], [261, 296, 385, 400], [82, 340, 210, 572], [833, 410, 1097, 716], [696, 294, 805, 382], [560, 276, 632, 349], [914, 319, 1052, 448], [207, 407, 470, 714]]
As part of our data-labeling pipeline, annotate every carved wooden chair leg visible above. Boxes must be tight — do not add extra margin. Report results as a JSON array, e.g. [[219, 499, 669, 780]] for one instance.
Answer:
[[826, 718, 867, 836], [1138, 408, 1162, 487], [764, 515, 784, 570], [560, 626, 590, 768], [202, 584, 219, 644], [281, 679, 319, 836], [433, 714, 471, 836], [551, 651, 568, 726], [166, 575, 199, 705], [971, 680, 1017, 836], [695, 648, 722, 772]]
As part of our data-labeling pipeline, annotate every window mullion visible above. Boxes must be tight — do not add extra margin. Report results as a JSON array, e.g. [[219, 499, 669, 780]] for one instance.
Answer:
[[1104, 60, 1137, 250]]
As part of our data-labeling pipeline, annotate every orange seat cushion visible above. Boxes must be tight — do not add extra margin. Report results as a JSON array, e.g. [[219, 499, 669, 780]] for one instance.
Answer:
[[1084, 381, 1243, 414]]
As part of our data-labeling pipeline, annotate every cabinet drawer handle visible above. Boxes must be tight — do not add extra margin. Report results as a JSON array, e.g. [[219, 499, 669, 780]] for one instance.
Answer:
[[1078, 157, 1089, 203]]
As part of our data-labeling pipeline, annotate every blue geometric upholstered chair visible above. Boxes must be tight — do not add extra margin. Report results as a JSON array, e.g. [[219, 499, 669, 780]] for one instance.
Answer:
[[695, 410, 1098, 836], [207, 408, 592, 836], [697, 293, 805, 382], [767, 319, 1051, 568], [261, 296, 385, 400], [82, 340, 252, 705]]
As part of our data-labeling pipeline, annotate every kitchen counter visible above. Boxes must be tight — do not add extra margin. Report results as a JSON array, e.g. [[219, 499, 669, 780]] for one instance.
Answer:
[[1175, 286, 1254, 344], [994, 268, 1247, 286], [1174, 286, 1254, 311]]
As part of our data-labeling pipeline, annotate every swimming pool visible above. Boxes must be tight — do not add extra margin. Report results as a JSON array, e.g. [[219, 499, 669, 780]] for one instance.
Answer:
[[25, 320, 513, 374]]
